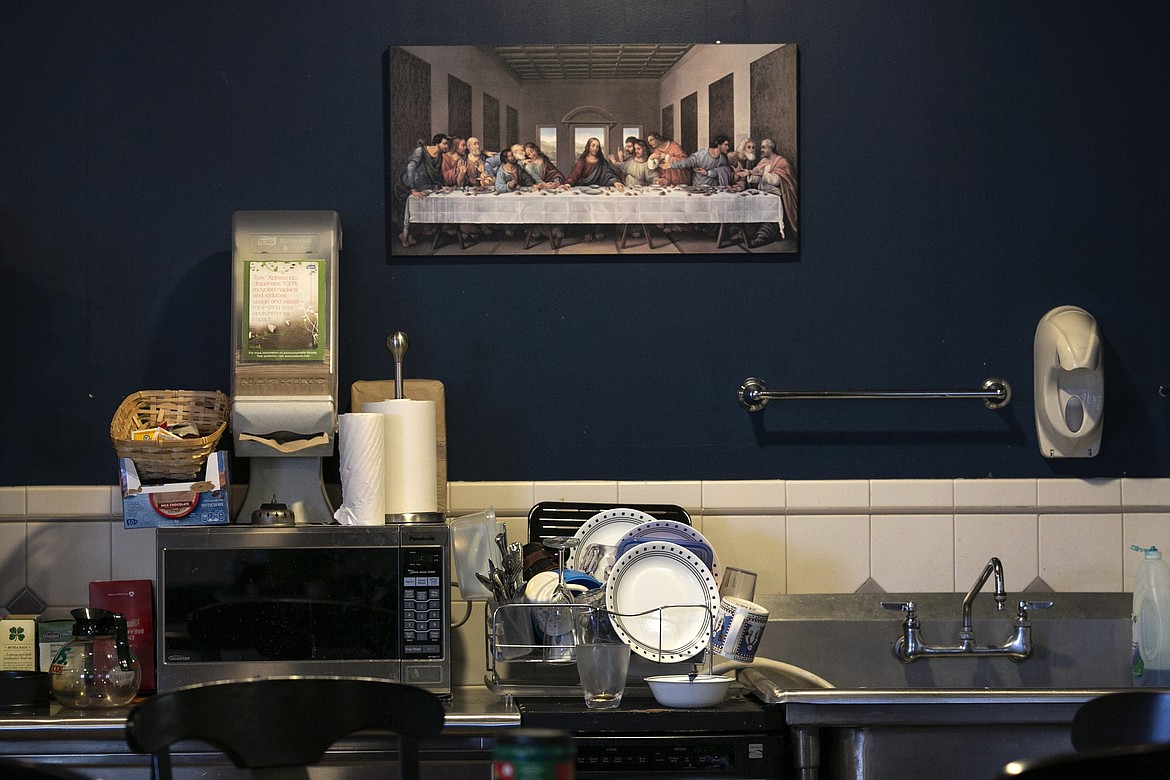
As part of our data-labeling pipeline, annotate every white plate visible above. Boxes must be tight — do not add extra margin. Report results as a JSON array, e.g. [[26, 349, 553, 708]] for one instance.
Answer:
[[613, 520, 721, 584], [605, 541, 718, 663], [565, 507, 656, 569]]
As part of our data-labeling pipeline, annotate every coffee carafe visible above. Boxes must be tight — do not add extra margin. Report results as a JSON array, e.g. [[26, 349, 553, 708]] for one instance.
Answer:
[[49, 607, 141, 708]]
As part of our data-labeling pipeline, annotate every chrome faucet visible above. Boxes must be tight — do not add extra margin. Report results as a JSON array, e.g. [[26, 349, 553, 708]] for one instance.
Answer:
[[881, 558, 1053, 662]]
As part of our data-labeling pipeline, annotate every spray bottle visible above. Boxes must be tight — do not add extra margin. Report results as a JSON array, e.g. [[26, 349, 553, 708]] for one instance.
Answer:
[[1131, 545, 1170, 686]]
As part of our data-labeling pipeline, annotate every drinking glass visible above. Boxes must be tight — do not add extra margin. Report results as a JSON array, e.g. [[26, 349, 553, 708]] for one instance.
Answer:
[[573, 608, 630, 710], [719, 567, 758, 601]]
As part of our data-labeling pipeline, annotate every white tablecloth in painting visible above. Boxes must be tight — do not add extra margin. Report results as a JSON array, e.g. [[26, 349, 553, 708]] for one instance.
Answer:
[[406, 186, 785, 232]]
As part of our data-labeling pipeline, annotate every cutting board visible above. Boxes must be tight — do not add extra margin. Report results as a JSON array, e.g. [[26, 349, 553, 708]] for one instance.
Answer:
[[350, 379, 447, 513]]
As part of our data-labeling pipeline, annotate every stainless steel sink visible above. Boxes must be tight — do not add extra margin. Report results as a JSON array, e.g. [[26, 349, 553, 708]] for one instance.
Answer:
[[743, 593, 1138, 779]]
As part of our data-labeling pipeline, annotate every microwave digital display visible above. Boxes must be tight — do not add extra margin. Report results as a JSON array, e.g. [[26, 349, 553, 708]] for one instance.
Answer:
[[162, 546, 402, 662]]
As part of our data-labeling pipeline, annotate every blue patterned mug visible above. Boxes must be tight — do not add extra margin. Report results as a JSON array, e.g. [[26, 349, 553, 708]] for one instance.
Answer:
[[710, 596, 769, 662]]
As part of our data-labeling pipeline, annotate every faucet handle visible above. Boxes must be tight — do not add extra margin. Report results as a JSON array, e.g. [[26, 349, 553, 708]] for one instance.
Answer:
[[1017, 600, 1054, 620], [881, 601, 919, 629], [881, 600, 917, 614]]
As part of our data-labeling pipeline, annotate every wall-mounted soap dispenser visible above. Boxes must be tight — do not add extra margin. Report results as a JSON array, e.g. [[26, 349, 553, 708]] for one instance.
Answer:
[[1034, 305, 1103, 458]]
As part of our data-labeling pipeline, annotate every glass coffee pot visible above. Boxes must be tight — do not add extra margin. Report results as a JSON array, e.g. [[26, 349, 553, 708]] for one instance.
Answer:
[[49, 607, 141, 708]]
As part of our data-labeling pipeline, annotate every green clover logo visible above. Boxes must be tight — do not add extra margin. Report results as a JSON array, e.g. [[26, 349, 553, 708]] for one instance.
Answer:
[[9, 627, 25, 642]]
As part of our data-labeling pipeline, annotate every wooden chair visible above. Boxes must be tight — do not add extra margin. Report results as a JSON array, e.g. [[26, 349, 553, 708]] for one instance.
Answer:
[[0, 759, 94, 779], [125, 676, 445, 780]]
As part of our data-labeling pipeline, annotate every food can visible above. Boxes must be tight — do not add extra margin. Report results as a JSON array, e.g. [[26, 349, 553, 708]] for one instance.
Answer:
[[492, 728, 575, 780]]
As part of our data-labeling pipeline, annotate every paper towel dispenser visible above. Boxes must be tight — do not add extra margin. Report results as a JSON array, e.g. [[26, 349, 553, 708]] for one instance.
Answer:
[[230, 210, 341, 522], [230, 210, 340, 460]]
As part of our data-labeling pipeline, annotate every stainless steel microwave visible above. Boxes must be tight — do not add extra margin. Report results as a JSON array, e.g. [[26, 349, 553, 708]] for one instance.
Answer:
[[155, 524, 451, 695]]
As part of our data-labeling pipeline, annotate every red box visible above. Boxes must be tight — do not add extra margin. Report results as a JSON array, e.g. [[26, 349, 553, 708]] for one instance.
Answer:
[[88, 579, 156, 692]]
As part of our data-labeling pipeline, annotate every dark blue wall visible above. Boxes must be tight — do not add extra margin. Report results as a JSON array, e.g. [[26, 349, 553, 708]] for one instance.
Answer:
[[2, 1, 1168, 486]]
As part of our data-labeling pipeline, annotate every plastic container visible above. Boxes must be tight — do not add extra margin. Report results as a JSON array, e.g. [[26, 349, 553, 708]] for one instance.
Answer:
[[1131, 545, 1170, 685], [450, 508, 501, 601]]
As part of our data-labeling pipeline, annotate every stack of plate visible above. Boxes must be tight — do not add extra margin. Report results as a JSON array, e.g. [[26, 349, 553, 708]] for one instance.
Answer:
[[565, 508, 720, 664]]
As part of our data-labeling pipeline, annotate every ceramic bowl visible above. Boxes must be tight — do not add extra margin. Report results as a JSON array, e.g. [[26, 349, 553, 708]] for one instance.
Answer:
[[644, 674, 732, 708]]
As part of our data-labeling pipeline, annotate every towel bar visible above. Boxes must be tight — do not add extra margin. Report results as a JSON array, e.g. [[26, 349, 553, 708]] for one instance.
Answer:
[[738, 377, 1012, 412]]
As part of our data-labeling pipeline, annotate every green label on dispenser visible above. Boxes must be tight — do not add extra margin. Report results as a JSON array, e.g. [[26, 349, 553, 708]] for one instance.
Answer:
[[242, 260, 326, 362]]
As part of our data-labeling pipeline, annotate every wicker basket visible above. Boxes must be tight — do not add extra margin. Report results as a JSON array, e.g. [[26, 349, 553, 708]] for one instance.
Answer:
[[110, 390, 229, 481]]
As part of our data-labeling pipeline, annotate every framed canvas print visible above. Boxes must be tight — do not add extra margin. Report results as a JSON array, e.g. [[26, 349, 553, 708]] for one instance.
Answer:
[[387, 44, 798, 257]]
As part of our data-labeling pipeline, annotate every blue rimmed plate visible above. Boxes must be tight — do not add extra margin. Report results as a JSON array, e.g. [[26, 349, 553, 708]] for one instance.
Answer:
[[604, 541, 718, 663]]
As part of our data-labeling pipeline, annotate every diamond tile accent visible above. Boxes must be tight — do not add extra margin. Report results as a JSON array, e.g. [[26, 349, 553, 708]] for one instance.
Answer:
[[6, 586, 46, 614], [1023, 576, 1054, 593]]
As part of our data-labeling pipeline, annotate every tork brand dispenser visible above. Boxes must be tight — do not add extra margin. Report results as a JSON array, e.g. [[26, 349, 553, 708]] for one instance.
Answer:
[[231, 211, 340, 521], [1034, 305, 1103, 458]]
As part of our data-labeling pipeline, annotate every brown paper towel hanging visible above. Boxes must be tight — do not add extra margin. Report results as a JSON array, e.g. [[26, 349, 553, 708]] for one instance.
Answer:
[[351, 378, 447, 513]]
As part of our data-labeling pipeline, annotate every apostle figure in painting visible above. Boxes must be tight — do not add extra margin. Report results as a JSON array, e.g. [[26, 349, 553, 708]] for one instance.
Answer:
[[522, 142, 565, 188], [729, 138, 756, 187], [458, 136, 494, 188], [660, 135, 736, 188], [747, 137, 799, 242], [442, 136, 466, 186], [394, 133, 450, 248], [614, 135, 638, 162], [608, 139, 659, 187], [494, 147, 537, 192], [646, 131, 690, 186]]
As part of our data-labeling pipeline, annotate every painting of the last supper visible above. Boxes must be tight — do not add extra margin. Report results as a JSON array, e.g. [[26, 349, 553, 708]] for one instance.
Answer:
[[387, 44, 798, 257]]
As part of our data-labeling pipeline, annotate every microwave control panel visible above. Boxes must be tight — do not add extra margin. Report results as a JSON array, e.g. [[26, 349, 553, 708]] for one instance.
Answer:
[[401, 546, 445, 658]]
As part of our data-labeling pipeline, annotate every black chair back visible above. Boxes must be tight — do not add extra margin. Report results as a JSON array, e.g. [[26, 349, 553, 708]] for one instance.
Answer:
[[1071, 690, 1170, 752], [0, 759, 93, 779], [125, 676, 445, 780], [997, 741, 1170, 778]]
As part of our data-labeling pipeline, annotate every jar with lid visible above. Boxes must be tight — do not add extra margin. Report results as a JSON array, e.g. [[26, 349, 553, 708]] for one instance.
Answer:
[[48, 607, 141, 708], [492, 728, 575, 780]]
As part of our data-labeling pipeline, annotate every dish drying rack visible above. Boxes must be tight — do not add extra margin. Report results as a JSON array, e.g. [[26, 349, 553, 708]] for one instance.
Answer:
[[484, 601, 714, 697]]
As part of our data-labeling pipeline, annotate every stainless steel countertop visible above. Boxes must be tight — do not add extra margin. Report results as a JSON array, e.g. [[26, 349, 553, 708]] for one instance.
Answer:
[[774, 688, 1126, 727]]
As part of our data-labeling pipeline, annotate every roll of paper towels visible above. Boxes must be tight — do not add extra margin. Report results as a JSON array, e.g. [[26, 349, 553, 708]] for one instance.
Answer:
[[364, 399, 438, 515], [333, 413, 386, 526]]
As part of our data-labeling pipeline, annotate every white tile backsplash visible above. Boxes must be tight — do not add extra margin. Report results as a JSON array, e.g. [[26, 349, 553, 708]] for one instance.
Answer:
[[616, 481, 702, 510], [701, 514, 785, 596], [0, 487, 26, 518], [448, 482, 534, 514], [1122, 479, 1170, 509], [954, 514, 1039, 592], [1039, 513, 1124, 591], [111, 522, 157, 581], [532, 481, 618, 505], [787, 480, 869, 511], [0, 522, 27, 608], [871, 514, 954, 591], [786, 514, 871, 593], [27, 520, 111, 607], [26, 486, 114, 518], [1121, 512, 1170, 589], [1037, 478, 1122, 508], [701, 480, 785, 513], [869, 480, 953, 511], [1, 479, 1168, 619], [954, 479, 1036, 510]]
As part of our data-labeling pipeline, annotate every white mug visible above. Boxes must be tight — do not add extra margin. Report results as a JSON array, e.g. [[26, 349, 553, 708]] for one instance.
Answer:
[[710, 596, 768, 662]]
